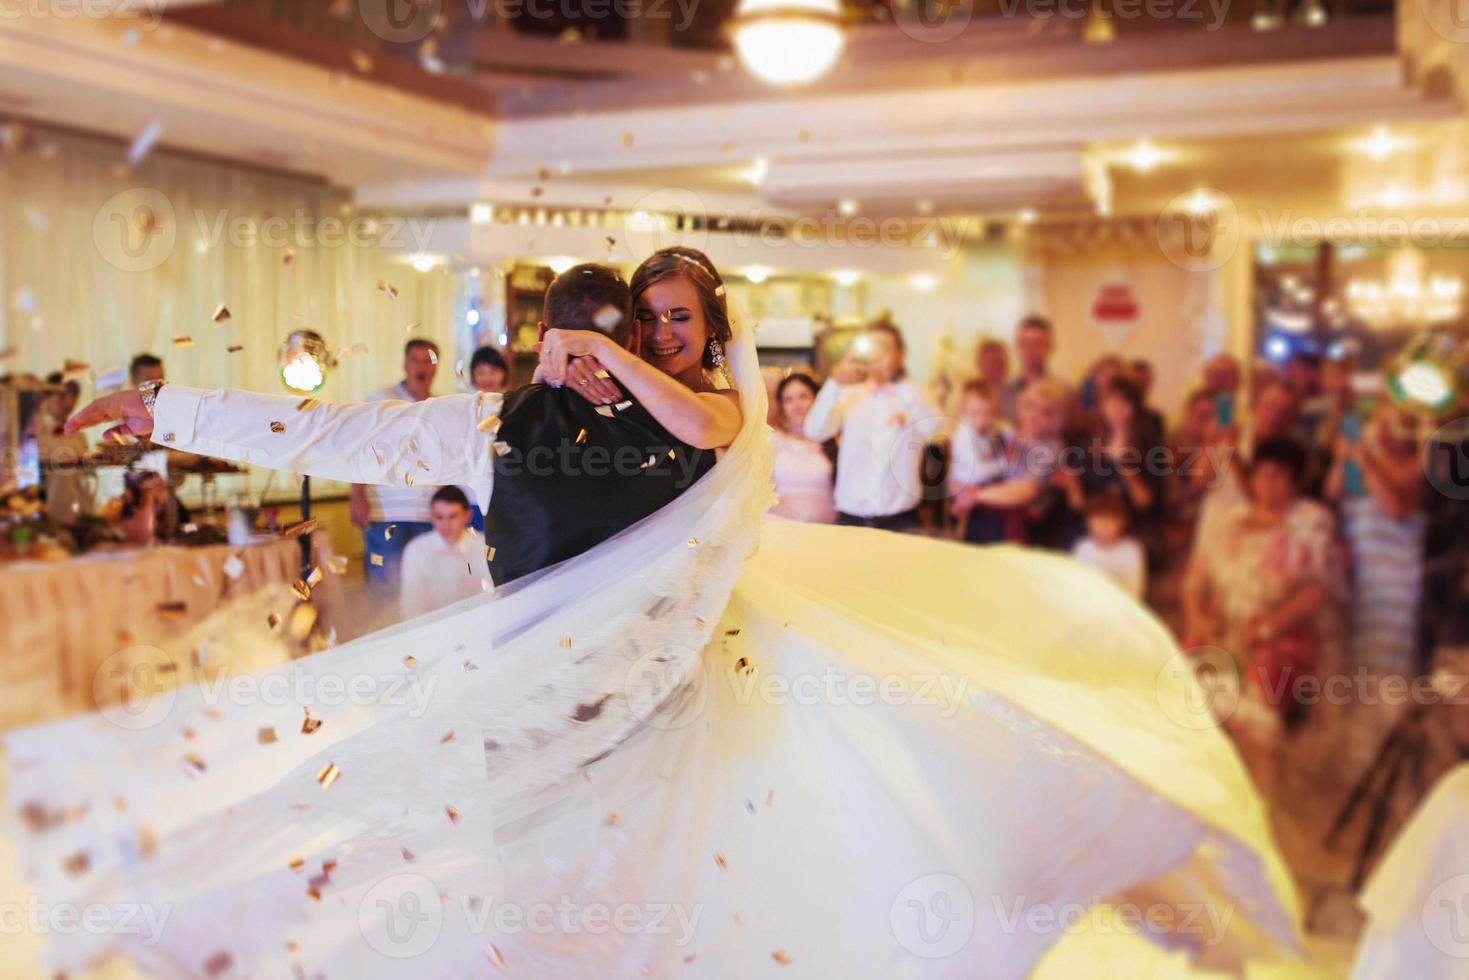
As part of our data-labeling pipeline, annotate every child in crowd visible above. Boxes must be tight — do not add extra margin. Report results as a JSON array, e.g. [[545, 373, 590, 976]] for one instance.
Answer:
[[948, 380, 1013, 544], [1071, 491, 1146, 600], [399, 486, 492, 618]]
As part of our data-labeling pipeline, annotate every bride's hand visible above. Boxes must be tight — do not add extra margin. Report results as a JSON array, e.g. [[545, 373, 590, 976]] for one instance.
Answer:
[[562, 357, 621, 405], [536, 329, 609, 386]]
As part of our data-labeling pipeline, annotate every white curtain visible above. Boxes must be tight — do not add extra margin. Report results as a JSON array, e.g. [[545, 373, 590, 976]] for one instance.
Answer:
[[0, 123, 462, 498]]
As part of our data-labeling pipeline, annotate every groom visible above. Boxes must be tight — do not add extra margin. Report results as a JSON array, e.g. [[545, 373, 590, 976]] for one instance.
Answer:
[[66, 263, 714, 586]]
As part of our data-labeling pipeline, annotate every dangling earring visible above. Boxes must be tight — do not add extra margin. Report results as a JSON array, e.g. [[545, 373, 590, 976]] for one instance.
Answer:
[[707, 338, 733, 388]]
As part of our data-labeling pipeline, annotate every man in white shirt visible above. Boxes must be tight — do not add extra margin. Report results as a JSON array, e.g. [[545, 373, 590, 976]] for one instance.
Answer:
[[399, 486, 492, 617], [805, 322, 943, 532], [352, 339, 444, 592]]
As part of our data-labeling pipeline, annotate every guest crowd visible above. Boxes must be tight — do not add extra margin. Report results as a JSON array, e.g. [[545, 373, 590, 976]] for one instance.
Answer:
[[769, 314, 1469, 791]]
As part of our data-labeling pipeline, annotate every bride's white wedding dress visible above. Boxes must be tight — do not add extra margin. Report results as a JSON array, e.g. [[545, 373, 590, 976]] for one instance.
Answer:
[[4, 327, 1301, 979]]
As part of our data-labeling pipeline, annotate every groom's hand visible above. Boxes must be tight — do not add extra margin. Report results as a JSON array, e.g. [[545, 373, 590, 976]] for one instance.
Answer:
[[65, 389, 155, 442]]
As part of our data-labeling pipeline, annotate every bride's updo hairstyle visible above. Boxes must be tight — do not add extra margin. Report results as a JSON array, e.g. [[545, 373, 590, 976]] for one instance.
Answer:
[[630, 247, 732, 370], [544, 263, 633, 345]]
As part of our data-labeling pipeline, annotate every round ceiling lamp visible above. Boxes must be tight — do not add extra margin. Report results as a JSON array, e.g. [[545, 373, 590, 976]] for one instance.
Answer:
[[279, 330, 333, 394], [728, 0, 847, 88]]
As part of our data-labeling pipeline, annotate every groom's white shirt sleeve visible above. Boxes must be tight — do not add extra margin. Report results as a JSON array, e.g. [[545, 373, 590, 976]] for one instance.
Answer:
[[151, 385, 501, 509]]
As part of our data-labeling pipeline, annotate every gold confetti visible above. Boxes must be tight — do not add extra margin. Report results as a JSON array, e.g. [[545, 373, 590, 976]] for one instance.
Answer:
[[305, 566, 324, 588], [404, 321, 421, 334], [212, 303, 231, 322], [349, 49, 373, 73], [226, 344, 244, 353], [595, 405, 614, 418], [369, 553, 384, 567], [485, 545, 496, 562], [575, 428, 587, 445], [639, 455, 656, 470], [384, 524, 397, 541], [404, 472, 414, 486], [182, 753, 207, 775], [687, 538, 698, 548], [404, 655, 417, 669], [64, 851, 91, 876], [445, 805, 460, 823], [290, 579, 311, 601], [772, 950, 792, 965], [296, 398, 321, 411], [282, 248, 295, 266], [559, 636, 573, 649], [267, 612, 282, 629], [476, 413, 502, 434], [401, 847, 416, 862], [156, 600, 187, 621], [714, 852, 727, 869], [288, 603, 316, 640], [614, 400, 632, 411], [269, 421, 286, 434], [301, 708, 323, 735], [530, 186, 543, 198], [440, 731, 455, 744], [621, 131, 634, 148], [257, 727, 279, 745], [667, 449, 677, 460], [204, 951, 233, 977], [486, 943, 507, 969], [172, 336, 195, 347], [593, 369, 611, 380], [463, 660, 478, 671], [493, 440, 511, 456], [416, 458, 429, 471], [328, 554, 350, 574], [316, 762, 341, 789], [605, 811, 620, 826], [378, 280, 399, 299]]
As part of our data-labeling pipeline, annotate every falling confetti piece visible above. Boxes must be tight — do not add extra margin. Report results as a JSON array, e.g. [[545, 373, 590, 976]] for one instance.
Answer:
[[258, 727, 278, 745], [301, 709, 323, 735], [296, 398, 321, 411], [559, 636, 573, 649], [575, 428, 587, 445], [288, 603, 317, 640], [772, 950, 792, 965], [404, 321, 421, 334], [593, 305, 623, 330], [328, 554, 350, 574], [316, 762, 341, 789], [204, 952, 233, 977], [349, 49, 373, 73], [487, 944, 507, 969], [404, 473, 414, 486], [127, 118, 162, 167], [223, 554, 245, 580], [614, 400, 632, 411], [687, 538, 698, 548], [476, 413, 502, 434], [401, 847, 416, 862], [267, 612, 282, 629], [306, 566, 324, 588], [404, 655, 417, 669], [172, 336, 195, 347], [64, 851, 91, 876], [282, 248, 294, 265], [621, 131, 634, 148], [463, 660, 478, 671], [269, 421, 286, 434], [378, 280, 399, 299], [226, 345, 244, 353], [595, 405, 614, 418], [369, 553, 384, 567], [440, 731, 455, 744], [493, 441, 511, 456], [605, 811, 620, 826], [446, 805, 460, 823], [212, 303, 231, 323], [714, 853, 727, 869], [182, 754, 207, 775], [485, 545, 496, 561], [416, 458, 430, 471], [384, 524, 397, 541], [156, 600, 187, 621]]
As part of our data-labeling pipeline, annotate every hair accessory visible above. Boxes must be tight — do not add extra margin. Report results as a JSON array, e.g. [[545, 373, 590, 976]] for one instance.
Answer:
[[714, 285, 726, 297]]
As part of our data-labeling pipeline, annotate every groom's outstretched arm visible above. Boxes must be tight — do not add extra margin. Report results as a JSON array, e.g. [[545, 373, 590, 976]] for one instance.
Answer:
[[68, 385, 501, 496]]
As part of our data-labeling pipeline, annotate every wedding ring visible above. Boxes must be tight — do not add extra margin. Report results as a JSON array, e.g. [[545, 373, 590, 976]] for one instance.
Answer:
[[578, 378, 589, 386]]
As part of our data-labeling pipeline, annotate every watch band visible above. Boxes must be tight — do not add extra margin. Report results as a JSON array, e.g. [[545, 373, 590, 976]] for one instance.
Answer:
[[138, 380, 165, 418]]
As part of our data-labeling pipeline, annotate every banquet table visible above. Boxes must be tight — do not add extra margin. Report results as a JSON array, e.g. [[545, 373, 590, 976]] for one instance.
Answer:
[[0, 537, 340, 732]]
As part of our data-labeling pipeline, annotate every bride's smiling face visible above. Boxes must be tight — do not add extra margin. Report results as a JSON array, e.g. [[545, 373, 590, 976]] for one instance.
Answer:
[[635, 277, 707, 380]]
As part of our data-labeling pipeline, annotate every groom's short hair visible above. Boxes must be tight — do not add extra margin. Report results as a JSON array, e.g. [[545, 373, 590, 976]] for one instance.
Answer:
[[544, 263, 632, 344]]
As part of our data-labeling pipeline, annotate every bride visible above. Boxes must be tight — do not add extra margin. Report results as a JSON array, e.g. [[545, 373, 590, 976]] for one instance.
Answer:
[[7, 249, 1302, 979]]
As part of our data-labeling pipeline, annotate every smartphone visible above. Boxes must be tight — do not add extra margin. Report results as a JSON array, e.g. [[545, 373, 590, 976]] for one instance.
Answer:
[[1214, 392, 1234, 429]]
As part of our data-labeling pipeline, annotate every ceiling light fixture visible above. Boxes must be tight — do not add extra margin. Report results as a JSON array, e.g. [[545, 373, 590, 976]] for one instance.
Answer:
[[729, 0, 847, 88]]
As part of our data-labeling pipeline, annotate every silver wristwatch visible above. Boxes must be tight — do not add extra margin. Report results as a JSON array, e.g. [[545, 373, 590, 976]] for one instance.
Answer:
[[138, 380, 165, 418]]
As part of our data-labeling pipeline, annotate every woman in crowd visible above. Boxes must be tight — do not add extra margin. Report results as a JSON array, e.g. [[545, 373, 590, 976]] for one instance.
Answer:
[[1182, 437, 1345, 789], [958, 377, 1070, 547], [1326, 399, 1426, 679], [1163, 388, 1219, 557], [1076, 376, 1162, 550], [769, 371, 837, 523]]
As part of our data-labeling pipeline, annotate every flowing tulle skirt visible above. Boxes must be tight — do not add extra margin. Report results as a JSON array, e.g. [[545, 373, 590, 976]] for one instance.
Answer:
[[4, 519, 1302, 980]]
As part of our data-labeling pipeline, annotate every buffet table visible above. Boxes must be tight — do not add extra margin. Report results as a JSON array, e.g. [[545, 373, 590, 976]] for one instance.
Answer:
[[0, 537, 340, 731]]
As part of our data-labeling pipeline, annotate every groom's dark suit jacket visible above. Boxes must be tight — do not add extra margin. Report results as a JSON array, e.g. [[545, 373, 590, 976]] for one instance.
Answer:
[[486, 382, 715, 585]]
